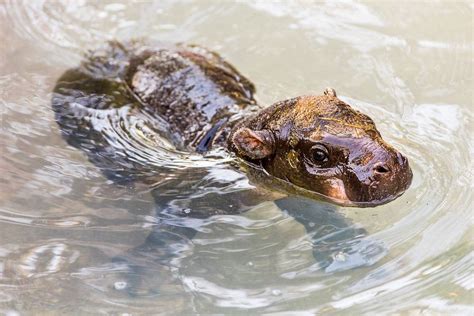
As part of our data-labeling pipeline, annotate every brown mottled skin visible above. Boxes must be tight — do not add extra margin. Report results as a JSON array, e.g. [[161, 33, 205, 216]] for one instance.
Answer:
[[53, 41, 412, 207], [128, 44, 260, 151], [228, 92, 412, 206]]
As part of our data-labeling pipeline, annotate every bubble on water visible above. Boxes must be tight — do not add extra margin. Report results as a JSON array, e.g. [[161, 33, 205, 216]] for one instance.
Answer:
[[271, 289, 282, 296], [114, 281, 128, 290], [333, 251, 347, 262]]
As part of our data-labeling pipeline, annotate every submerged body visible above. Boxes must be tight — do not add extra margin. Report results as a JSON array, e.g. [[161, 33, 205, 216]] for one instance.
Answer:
[[53, 40, 412, 206]]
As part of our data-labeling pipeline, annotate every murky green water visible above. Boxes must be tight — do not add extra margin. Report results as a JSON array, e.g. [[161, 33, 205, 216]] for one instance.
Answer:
[[1, 1, 473, 315]]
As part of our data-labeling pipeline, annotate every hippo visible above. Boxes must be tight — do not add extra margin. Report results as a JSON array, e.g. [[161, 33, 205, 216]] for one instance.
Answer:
[[51, 41, 412, 291], [53, 40, 412, 207]]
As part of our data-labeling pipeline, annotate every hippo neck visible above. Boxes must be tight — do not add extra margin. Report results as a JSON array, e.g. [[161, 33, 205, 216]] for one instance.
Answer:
[[194, 103, 260, 152]]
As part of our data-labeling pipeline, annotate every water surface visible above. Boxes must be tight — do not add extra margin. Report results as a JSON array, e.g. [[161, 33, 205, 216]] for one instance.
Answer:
[[1, 1, 473, 314]]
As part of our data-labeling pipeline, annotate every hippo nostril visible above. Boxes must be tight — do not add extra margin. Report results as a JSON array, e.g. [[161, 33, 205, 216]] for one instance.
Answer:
[[373, 162, 390, 175]]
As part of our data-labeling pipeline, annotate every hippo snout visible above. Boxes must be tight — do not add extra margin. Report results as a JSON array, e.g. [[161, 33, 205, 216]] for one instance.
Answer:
[[348, 151, 413, 206]]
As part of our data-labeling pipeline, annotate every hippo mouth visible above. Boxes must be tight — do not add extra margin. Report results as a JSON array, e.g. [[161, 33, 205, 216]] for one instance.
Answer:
[[325, 162, 413, 207], [297, 182, 409, 208], [308, 179, 412, 208], [329, 177, 412, 207]]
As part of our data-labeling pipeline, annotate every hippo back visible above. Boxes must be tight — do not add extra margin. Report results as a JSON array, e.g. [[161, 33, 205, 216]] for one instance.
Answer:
[[52, 41, 257, 182]]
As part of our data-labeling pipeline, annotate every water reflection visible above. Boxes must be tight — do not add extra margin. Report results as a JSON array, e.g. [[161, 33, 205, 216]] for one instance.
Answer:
[[1, 0, 472, 314]]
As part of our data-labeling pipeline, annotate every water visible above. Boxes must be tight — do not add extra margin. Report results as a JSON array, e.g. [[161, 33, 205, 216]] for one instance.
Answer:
[[1, 1, 472, 314]]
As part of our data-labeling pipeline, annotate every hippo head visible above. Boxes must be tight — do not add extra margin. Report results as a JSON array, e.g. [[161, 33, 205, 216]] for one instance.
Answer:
[[228, 89, 412, 207]]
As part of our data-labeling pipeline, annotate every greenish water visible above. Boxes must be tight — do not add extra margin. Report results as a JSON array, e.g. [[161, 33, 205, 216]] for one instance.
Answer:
[[1, 1, 472, 315]]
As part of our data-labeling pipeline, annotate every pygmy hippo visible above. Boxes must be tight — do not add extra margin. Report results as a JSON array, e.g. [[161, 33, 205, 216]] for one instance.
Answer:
[[53, 40, 412, 207]]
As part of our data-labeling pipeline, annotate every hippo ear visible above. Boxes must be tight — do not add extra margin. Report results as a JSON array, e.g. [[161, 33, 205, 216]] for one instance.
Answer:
[[231, 127, 275, 160], [323, 87, 337, 97]]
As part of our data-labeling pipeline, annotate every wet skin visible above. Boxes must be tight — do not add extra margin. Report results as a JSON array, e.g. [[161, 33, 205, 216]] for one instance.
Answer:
[[228, 93, 412, 207], [53, 40, 412, 207], [51, 41, 412, 293]]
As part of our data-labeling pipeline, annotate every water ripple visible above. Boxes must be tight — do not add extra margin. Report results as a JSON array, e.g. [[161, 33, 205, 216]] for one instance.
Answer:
[[0, 1, 472, 315]]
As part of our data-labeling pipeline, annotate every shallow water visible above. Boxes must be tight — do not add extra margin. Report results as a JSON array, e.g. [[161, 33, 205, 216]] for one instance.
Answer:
[[1, 1, 473, 314]]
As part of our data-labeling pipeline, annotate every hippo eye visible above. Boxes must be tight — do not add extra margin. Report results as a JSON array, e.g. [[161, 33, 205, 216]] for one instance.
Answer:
[[310, 144, 329, 164]]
